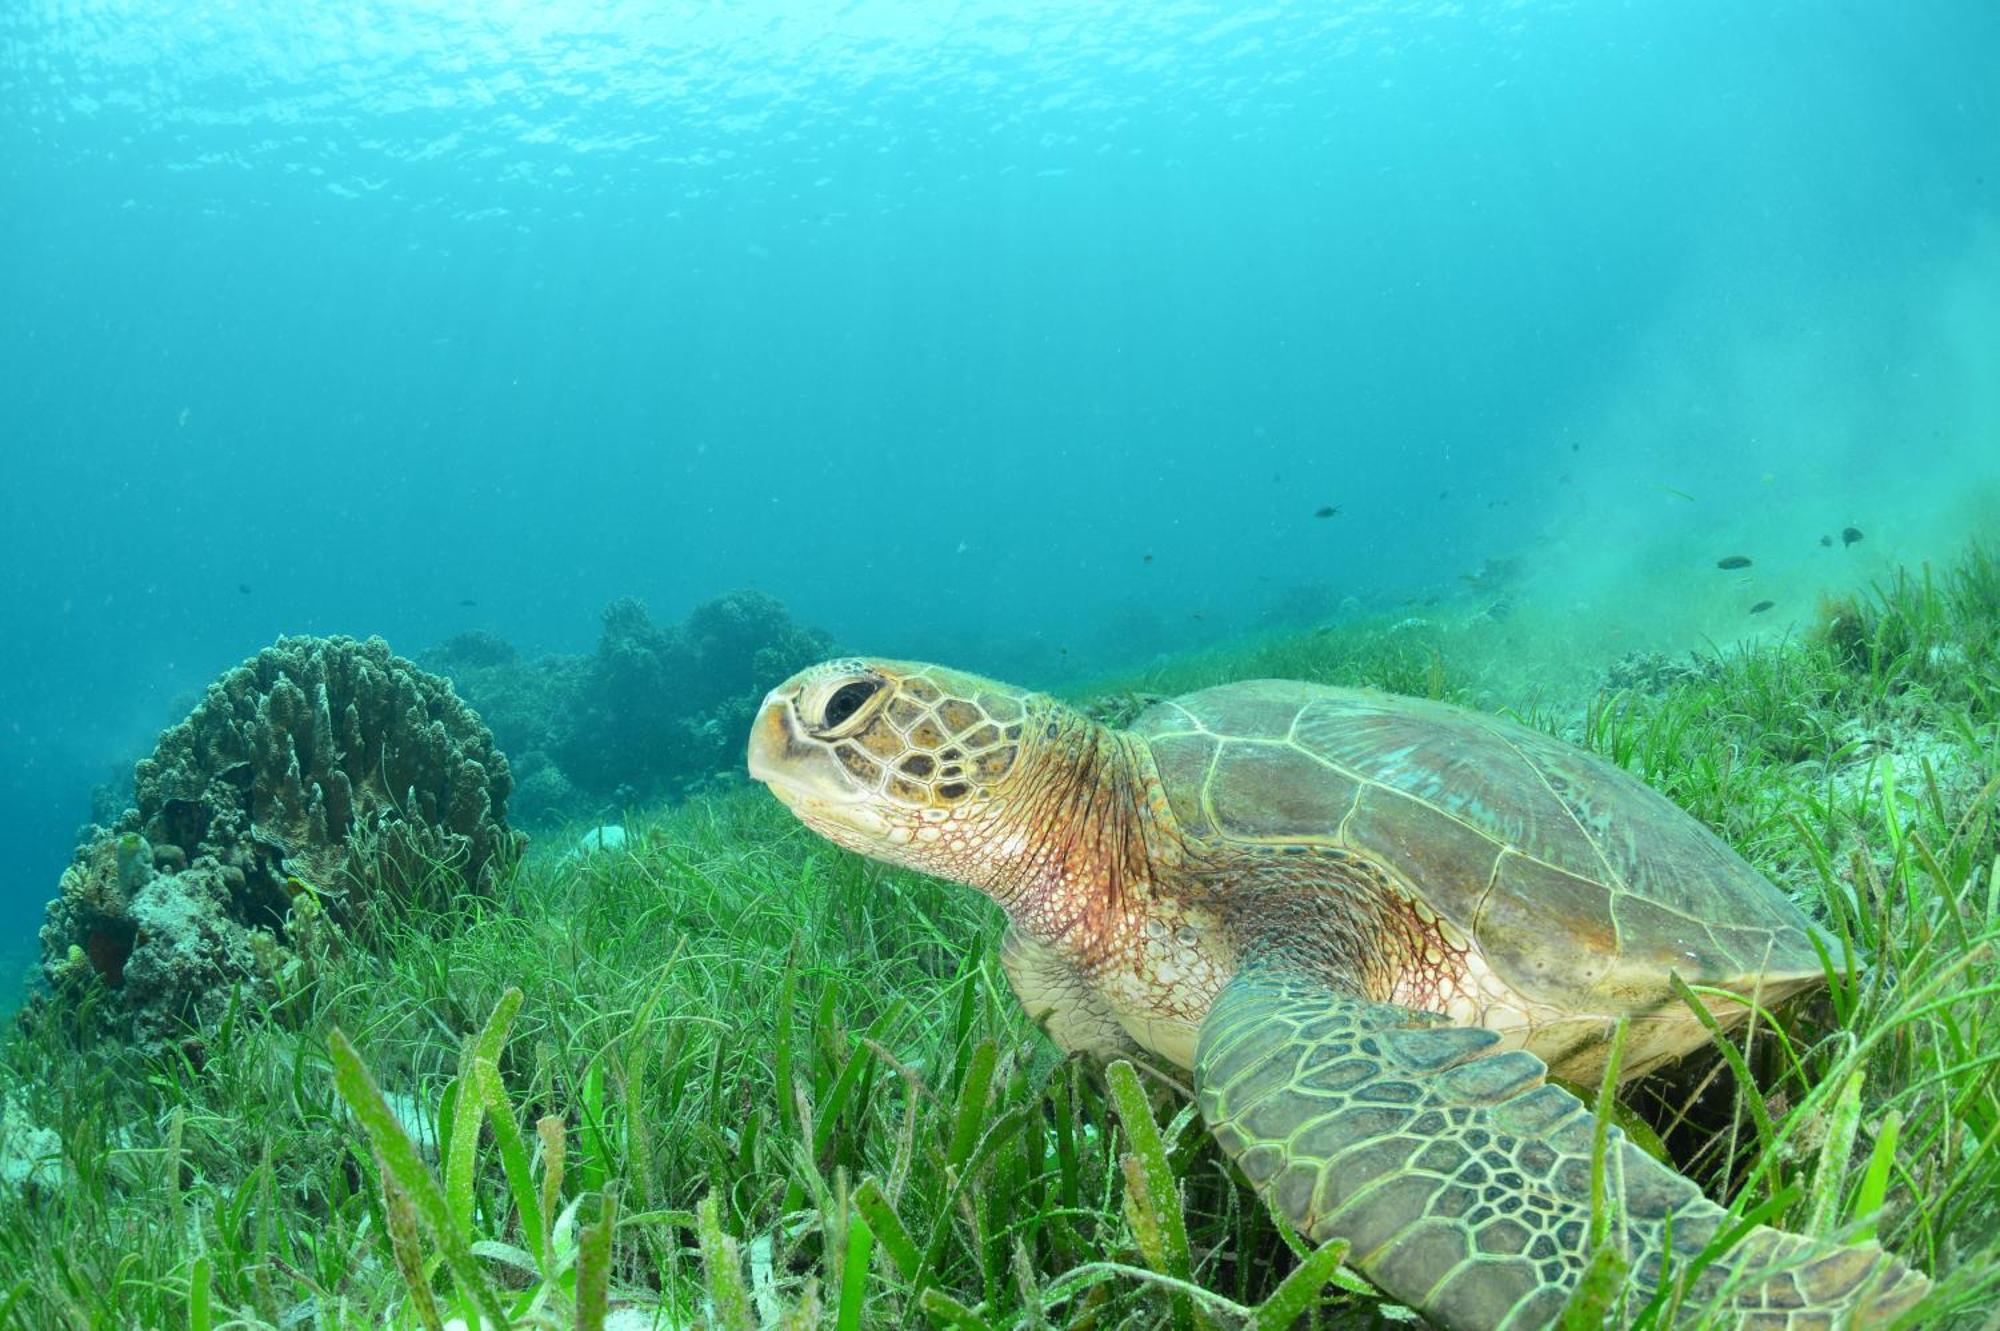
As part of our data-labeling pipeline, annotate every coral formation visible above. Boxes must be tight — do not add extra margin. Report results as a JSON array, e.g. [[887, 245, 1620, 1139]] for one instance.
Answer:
[[39, 635, 523, 1046], [505, 752, 580, 828], [425, 591, 831, 824], [425, 629, 517, 671], [420, 632, 581, 773], [560, 590, 832, 804]]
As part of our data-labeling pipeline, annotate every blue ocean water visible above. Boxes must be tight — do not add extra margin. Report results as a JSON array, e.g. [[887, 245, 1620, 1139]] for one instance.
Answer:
[[2, 2, 1996, 981]]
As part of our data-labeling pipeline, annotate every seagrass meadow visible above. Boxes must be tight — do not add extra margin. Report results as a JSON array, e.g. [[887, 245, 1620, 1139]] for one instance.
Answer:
[[0, 544, 1996, 1330]]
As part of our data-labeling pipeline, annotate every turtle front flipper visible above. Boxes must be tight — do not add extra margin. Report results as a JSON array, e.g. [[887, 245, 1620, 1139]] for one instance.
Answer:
[[1194, 964, 1929, 1331]]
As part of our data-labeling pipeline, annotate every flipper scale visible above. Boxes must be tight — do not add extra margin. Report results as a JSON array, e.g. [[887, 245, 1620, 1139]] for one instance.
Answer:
[[1194, 966, 1929, 1331]]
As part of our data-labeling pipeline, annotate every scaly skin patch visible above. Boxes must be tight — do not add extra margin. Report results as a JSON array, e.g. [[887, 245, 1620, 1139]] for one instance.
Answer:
[[751, 660, 1256, 1065], [749, 658, 1180, 1007]]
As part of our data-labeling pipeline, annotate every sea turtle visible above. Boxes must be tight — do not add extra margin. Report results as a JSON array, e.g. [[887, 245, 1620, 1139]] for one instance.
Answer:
[[746, 660, 1929, 1329]]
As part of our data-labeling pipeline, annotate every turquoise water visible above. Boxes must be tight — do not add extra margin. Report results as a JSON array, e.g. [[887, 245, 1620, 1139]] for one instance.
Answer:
[[1, 2, 1996, 966]]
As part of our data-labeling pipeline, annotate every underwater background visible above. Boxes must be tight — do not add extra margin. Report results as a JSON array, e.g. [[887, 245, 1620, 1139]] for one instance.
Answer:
[[1, 0, 1996, 994]]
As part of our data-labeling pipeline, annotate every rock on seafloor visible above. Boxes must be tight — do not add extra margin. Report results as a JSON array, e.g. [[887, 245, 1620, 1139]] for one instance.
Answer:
[[567, 823, 629, 858]]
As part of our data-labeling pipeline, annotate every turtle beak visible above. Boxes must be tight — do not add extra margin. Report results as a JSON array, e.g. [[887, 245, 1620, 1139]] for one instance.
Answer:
[[747, 689, 885, 827], [745, 687, 804, 789]]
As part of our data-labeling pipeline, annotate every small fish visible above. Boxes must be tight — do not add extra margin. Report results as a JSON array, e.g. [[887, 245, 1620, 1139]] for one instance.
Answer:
[[1438, 490, 1449, 500], [1314, 505, 1340, 519], [1717, 555, 1753, 570], [1653, 483, 1698, 502], [1842, 526, 1864, 547], [1819, 534, 1833, 548], [238, 583, 252, 595], [1749, 600, 1775, 615], [1571, 442, 1580, 452], [1142, 553, 1154, 564], [459, 598, 478, 607]]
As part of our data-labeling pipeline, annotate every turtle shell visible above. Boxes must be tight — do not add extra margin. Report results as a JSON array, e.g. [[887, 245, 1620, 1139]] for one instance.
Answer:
[[1132, 679, 1826, 1010]]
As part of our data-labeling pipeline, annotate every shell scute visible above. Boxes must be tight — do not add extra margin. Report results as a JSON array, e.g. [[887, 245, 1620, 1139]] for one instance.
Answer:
[[1142, 730, 1221, 839], [1166, 679, 1308, 741], [1137, 679, 1825, 999], [1293, 695, 1607, 884], [1340, 785, 1499, 931], [1475, 852, 1617, 1000], [1607, 891, 1735, 981], [1207, 741, 1359, 842]]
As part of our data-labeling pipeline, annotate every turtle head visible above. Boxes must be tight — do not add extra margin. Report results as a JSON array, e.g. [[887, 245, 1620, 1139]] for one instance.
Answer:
[[748, 657, 1058, 882]]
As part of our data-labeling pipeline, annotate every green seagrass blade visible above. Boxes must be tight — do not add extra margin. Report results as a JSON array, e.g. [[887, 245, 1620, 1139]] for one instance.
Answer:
[[1192, 964, 1930, 1331]]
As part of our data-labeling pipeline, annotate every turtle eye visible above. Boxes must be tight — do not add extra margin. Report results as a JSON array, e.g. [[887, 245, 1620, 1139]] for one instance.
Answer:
[[816, 678, 882, 734]]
